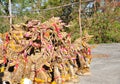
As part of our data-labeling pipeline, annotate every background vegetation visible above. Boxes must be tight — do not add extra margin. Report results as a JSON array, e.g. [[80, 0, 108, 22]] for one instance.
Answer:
[[0, 0, 120, 43]]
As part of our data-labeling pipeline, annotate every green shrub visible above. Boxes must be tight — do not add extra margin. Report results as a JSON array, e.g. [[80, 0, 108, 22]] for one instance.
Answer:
[[0, 18, 10, 33], [84, 7, 120, 43]]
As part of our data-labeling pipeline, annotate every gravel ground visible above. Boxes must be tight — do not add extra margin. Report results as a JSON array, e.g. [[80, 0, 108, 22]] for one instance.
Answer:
[[80, 43, 120, 84]]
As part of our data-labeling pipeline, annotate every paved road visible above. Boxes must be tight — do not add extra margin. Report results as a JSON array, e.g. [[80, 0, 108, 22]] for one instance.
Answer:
[[80, 43, 120, 84]]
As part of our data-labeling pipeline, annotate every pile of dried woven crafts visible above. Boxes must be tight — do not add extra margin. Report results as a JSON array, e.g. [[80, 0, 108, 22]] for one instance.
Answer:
[[0, 17, 93, 84]]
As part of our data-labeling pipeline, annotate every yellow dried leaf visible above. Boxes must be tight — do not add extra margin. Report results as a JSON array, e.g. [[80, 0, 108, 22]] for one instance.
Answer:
[[0, 66, 5, 72], [11, 42, 16, 50], [35, 78, 45, 83], [19, 32, 23, 38], [20, 78, 24, 84], [65, 74, 70, 80], [13, 34, 19, 41], [51, 81, 56, 84]]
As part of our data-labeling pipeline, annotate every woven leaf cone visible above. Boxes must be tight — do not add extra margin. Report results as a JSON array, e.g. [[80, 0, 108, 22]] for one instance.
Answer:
[[0, 17, 93, 84]]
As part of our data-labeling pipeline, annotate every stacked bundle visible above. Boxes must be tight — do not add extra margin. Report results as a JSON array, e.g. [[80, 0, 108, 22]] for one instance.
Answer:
[[0, 17, 93, 84]]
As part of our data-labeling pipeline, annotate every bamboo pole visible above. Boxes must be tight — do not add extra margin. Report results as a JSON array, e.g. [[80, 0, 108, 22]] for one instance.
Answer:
[[9, 0, 12, 29], [112, 0, 115, 9], [79, 0, 82, 37]]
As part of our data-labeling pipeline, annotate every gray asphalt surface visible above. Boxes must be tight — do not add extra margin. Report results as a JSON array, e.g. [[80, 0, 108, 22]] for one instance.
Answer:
[[80, 43, 120, 84]]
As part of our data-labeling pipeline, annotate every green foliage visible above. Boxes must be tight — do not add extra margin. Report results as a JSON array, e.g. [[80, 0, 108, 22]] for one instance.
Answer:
[[0, 18, 9, 33], [68, 19, 80, 42], [47, 0, 61, 6], [84, 7, 120, 43]]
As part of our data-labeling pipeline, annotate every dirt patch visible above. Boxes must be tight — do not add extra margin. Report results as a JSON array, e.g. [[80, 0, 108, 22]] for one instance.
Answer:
[[92, 54, 109, 58]]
